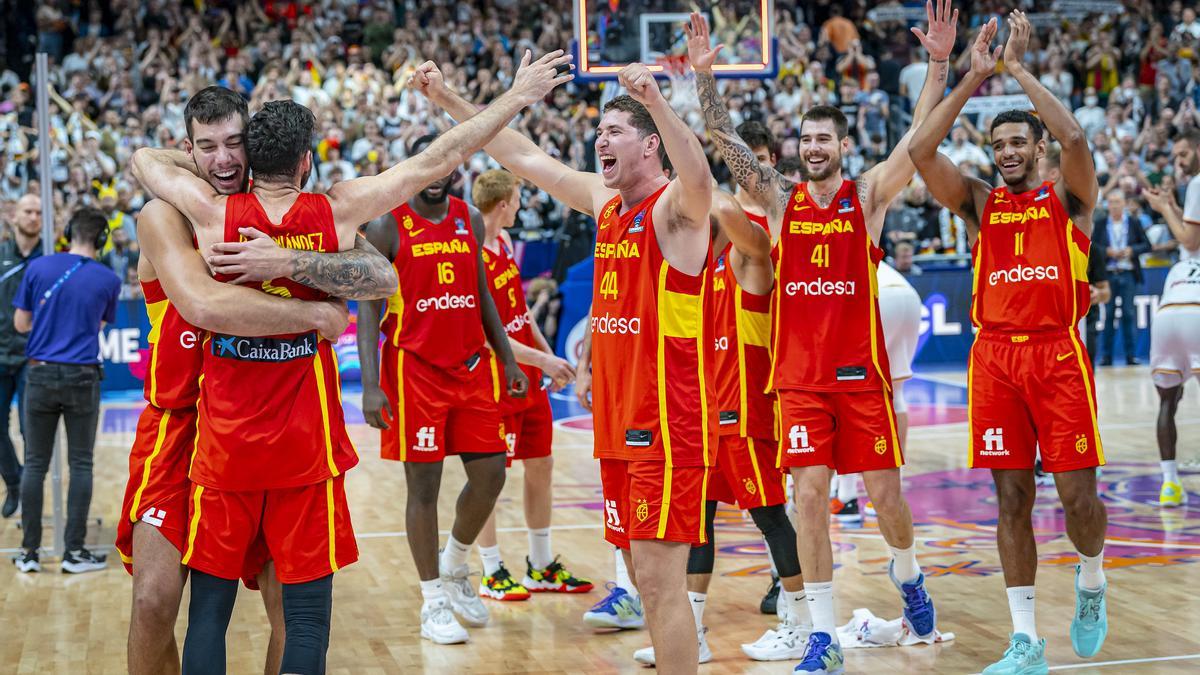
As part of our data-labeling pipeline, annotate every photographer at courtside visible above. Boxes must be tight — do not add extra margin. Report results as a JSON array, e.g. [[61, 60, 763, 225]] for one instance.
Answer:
[[11, 207, 120, 573]]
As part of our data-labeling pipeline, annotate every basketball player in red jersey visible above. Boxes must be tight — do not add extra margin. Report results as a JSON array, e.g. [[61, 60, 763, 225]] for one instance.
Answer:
[[118, 87, 392, 675], [354, 138, 530, 643], [688, 5, 957, 670], [418, 59, 716, 672], [131, 53, 571, 671], [468, 169, 592, 602], [909, 12, 1107, 673]]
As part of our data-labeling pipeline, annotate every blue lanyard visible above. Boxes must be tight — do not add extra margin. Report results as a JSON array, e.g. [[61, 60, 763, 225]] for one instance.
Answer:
[[39, 259, 86, 307]]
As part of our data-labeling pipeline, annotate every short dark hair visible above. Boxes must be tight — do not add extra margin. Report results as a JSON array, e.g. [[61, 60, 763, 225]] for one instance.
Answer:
[[68, 207, 108, 246], [602, 94, 671, 172], [409, 133, 438, 157], [777, 155, 804, 178], [800, 105, 849, 140], [246, 100, 316, 182], [737, 120, 777, 158], [990, 110, 1044, 143], [184, 86, 249, 141]]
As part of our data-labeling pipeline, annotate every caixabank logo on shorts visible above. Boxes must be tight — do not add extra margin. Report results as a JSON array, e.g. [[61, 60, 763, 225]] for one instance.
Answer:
[[211, 333, 318, 362]]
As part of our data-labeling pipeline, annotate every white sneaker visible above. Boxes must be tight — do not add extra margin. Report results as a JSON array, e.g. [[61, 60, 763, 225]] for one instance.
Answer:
[[741, 620, 813, 660], [420, 598, 469, 644], [632, 627, 713, 665], [441, 562, 490, 627]]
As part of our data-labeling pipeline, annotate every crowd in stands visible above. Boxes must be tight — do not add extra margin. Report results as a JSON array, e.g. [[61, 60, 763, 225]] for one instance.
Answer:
[[0, 0, 1198, 353]]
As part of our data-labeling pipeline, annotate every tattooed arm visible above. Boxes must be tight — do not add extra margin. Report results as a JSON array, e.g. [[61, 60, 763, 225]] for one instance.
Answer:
[[206, 227, 398, 300], [687, 13, 792, 222]]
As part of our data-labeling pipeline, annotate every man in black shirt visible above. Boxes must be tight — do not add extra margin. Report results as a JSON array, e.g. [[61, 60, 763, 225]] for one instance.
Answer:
[[0, 193, 41, 517]]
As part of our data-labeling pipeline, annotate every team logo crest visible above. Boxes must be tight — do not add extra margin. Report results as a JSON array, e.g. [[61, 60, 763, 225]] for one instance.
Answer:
[[1075, 434, 1088, 454], [838, 198, 854, 214], [635, 498, 650, 522], [873, 436, 888, 455], [402, 215, 414, 230], [629, 210, 646, 234], [744, 478, 757, 495], [600, 202, 617, 228], [454, 218, 469, 235], [794, 191, 805, 204]]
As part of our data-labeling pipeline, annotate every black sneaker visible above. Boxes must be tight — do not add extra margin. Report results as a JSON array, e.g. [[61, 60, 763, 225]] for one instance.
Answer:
[[1126, 357, 1141, 366], [1, 484, 17, 518], [13, 549, 40, 573], [833, 497, 862, 522], [759, 574, 780, 615], [61, 548, 107, 574]]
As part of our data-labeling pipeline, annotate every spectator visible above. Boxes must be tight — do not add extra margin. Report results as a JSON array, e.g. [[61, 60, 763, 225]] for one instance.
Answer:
[[892, 241, 922, 277], [1075, 88, 1106, 141], [819, 5, 859, 55], [1093, 189, 1151, 366], [12, 207, 120, 574], [943, 123, 992, 177], [898, 46, 928, 113], [0, 193, 41, 518]]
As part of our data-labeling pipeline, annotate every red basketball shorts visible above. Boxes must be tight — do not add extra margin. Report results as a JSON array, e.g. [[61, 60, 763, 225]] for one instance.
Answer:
[[115, 405, 196, 574], [775, 387, 903, 474], [380, 345, 507, 462], [599, 458, 707, 549], [969, 329, 1103, 473], [180, 475, 358, 584], [503, 387, 553, 466], [707, 435, 786, 509]]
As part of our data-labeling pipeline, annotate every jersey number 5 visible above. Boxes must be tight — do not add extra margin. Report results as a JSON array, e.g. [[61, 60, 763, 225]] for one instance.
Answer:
[[599, 270, 619, 300], [437, 261, 455, 285]]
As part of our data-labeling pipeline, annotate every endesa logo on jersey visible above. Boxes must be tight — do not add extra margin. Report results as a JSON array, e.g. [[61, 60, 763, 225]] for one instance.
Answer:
[[987, 264, 1060, 286], [504, 311, 532, 335], [211, 332, 317, 362], [415, 292, 477, 312], [591, 311, 642, 335], [784, 278, 858, 296]]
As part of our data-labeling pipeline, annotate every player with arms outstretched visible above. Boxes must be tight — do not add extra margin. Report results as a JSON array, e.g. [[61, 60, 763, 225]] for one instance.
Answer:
[[419, 55, 715, 672], [908, 12, 1108, 674], [688, 5, 956, 671]]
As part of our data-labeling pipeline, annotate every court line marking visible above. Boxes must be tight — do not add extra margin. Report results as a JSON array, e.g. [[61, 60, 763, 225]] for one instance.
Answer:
[[972, 652, 1200, 673]]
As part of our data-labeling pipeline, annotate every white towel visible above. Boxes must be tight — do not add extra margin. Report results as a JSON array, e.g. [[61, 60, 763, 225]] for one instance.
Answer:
[[836, 608, 956, 649]]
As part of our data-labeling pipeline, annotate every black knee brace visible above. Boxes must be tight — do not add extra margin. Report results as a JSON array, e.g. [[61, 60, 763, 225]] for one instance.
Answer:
[[750, 504, 801, 578], [686, 500, 719, 575], [280, 574, 334, 675], [181, 571, 239, 675]]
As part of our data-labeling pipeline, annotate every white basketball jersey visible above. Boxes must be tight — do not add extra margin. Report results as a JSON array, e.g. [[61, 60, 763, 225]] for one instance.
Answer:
[[1160, 257, 1200, 307]]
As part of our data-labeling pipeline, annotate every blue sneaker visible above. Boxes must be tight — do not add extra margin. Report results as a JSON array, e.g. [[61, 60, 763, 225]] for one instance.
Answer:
[[1070, 565, 1108, 657], [981, 633, 1048, 675], [792, 632, 844, 674], [889, 559, 936, 639], [582, 582, 644, 629]]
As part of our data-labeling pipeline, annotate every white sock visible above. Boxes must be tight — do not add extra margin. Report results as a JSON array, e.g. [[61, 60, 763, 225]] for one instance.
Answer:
[[440, 534, 470, 572], [804, 581, 838, 642], [479, 544, 502, 577], [1006, 586, 1038, 641], [836, 474, 858, 503], [1078, 548, 1106, 590], [687, 591, 707, 628], [890, 544, 921, 584], [614, 547, 638, 598], [528, 527, 553, 569], [1162, 460, 1180, 484], [782, 589, 810, 626], [420, 578, 446, 604]]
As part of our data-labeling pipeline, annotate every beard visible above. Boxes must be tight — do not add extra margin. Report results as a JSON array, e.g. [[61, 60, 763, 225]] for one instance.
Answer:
[[805, 153, 843, 182]]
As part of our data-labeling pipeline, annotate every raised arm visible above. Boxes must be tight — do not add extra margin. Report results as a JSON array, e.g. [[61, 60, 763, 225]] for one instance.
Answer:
[[421, 63, 604, 216], [1004, 10, 1097, 230], [618, 62, 712, 227], [130, 147, 226, 236], [1145, 185, 1200, 253], [205, 226, 397, 300], [687, 12, 792, 221], [326, 51, 574, 229], [713, 190, 770, 261], [862, 0, 958, 217], [908, 18, 1001, 240], [136, 199, 348, 338], [355, 215, 401, 430]]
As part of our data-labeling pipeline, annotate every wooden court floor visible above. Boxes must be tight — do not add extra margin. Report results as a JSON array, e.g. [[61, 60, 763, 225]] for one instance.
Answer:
[[1, 367, 1199, 674]]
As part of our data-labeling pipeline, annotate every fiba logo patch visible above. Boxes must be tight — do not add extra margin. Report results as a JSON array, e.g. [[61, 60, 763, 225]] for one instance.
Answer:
[[744, 478, 757, 495], [413, 426, 438, 452], [605, 499, 624, 533], [873, 436, 887, 455], [1075, 434, 1088, 454], [629, 211, 646, 234], [635, 498, 650, 522], [454, 218, 469, 235]]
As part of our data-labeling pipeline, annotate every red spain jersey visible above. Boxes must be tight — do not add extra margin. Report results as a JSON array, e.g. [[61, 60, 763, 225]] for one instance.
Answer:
[[591, 184, 717, 467], [482, 237, 540, 415], [768, 180, 891, 393], [140, 278, 203, 410], [711, 216, 775, 441], [972, 182, 1092, 332], [191, 193, 357, 491], [380, 197, 487, 375]]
